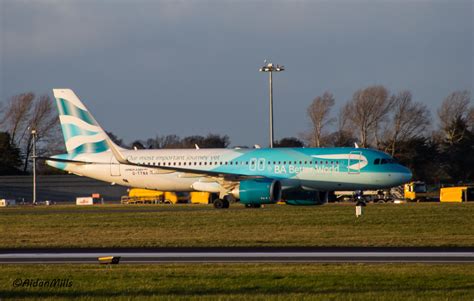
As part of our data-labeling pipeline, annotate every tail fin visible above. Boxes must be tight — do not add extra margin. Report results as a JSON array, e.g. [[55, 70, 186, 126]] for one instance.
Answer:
[[53, 89, 113, 155]]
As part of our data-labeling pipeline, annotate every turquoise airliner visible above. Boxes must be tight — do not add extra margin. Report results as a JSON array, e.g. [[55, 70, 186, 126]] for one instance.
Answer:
[[46, 89, 412, 208]]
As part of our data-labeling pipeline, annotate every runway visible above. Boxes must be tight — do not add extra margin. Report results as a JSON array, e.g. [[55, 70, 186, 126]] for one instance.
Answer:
[[1, 248, 473, 263]]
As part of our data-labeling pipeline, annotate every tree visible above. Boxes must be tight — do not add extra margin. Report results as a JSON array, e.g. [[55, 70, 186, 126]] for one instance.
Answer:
[[200, 134, 230, 148], [306, 92, 335, 147], [131, 140, 145, 149], [1, 93, 61, 172], [1, 92, 35, 145], [395, 137, 440, 183], [274, 137, 304, 147], [344, 85, 394, 148], [106, 131, 124, 147], [438, 117, 474, 182], [21, 95, 60, 172], [156, 135, 182, 148], [384, 91, 431, 156], [0, 132, 23, 175], [330, 105, 356, 147], [438, 90, 471, 145]]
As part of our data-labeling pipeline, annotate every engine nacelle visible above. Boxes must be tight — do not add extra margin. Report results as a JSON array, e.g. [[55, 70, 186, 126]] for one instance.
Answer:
[[232, 179, 282, 205]]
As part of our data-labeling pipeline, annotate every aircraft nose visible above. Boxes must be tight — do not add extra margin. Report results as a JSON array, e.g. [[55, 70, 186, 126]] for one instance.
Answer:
[[400, 166, 412, 184]]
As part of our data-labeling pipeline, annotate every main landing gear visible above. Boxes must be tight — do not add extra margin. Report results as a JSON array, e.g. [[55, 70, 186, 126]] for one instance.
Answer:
[[213, 198, 230, 209]]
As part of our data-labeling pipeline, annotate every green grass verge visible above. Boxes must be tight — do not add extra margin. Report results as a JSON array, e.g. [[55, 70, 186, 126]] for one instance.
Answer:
[[0, 203, 473, 248], [1, 263, 473, 300]]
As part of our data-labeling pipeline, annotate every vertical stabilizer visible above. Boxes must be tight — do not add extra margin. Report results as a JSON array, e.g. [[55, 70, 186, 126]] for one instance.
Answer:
[[53, 89, 113, 155]]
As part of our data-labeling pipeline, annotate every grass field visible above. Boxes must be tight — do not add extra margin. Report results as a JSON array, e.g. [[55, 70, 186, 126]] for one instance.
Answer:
[[0, 203, 473, 248], [1, 263, 473, 300]]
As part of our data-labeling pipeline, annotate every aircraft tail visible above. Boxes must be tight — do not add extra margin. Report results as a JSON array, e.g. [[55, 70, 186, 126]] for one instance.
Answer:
[[53, 89, 115, 155]]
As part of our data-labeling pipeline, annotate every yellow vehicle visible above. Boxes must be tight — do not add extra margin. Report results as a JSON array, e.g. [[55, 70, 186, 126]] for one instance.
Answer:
[[189, 192, 214, 204], [404, 181, 428, 201], [440, 187, 474, 202], [121, 188, 188, 204]]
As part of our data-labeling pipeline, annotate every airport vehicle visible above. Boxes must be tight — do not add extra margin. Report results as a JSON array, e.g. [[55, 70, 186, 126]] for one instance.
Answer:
[[121, 188, 188, 204], [44, 89, 412, 209], [440, 186, 474, 202], [0, 199, 16, 207], [404, 181, 440, 202], [190, 192, 213, 204], [334, 190, 390, 203], [404, 181, 428, 201]]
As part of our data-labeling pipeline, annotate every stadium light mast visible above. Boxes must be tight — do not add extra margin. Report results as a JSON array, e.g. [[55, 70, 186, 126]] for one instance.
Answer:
[[259, 61, 284, 148], [31, 128, 37, 205]]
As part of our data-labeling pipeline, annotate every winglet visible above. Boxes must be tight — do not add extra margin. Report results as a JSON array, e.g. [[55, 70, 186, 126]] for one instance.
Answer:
[[354, 142, 359, 148]]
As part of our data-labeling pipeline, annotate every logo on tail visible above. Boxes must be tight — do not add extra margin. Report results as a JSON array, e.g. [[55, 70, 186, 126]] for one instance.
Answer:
[[53, 89, 110, 155]]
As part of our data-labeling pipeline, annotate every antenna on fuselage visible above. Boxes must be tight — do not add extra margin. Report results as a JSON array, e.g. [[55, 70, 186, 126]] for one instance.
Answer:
[[354, 142, 359, 148]]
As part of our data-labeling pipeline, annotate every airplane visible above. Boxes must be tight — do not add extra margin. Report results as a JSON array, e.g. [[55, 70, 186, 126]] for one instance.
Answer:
[[44, 89, 412, 208]]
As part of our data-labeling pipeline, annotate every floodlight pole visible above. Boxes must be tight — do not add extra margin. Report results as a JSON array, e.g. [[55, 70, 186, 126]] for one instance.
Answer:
[[259, 61, 284, 148], [31, 128, 37, 205], [269, 71, 274, 149]]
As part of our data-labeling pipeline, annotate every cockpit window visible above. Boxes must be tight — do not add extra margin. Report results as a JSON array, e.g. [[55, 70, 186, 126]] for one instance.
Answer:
[[374, 159, 380, 165], [381, 158, 388, 164]]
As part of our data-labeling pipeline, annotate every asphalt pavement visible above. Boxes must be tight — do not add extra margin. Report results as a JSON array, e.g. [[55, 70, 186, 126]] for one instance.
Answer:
[[0, 247, 472, 264]]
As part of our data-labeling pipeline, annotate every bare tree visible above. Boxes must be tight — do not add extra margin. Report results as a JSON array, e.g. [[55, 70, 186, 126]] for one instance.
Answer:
[[467, 107, 474, 132], [307, 92, 335, 147], [384, 91, 431, 156], [2, 93, 35, 145], [344, 85, 394, 148], [331, 105, 356, 147], [1, 93, 60, 171], [21, 95, 60, 171], [438, 90, 472, 144]]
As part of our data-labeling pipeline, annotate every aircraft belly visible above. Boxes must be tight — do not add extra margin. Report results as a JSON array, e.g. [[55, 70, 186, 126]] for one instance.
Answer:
[[298, 171, 395, 191]]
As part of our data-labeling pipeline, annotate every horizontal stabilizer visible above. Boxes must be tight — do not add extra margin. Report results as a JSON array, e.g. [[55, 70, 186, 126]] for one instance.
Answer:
[[37, 156, 92, 165]]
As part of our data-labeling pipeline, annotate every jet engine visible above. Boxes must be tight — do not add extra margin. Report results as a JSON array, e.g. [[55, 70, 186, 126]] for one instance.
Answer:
[[232, 179, 282, 205]]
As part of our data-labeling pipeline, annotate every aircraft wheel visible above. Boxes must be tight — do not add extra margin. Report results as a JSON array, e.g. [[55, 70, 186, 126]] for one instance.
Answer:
[[222, 198, 230, 208], [213, 199, 226, 209]]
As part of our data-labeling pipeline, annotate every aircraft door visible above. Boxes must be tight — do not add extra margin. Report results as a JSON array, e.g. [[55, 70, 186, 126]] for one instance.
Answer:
[[348, 151, 362, 174], [110, 156, 121, 176]]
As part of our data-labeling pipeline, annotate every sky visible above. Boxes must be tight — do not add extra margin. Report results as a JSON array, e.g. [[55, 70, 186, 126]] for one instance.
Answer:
[[1, 0, 472, 147]]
